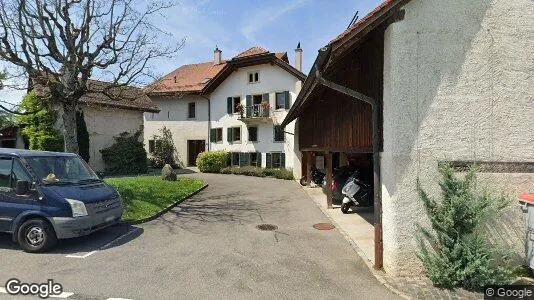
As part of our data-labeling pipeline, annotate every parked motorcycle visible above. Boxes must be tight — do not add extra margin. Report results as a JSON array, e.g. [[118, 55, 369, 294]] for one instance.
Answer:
[[321, 165, 354, 201], [341, 171, 373, 214], [299, 166, 325, 186]]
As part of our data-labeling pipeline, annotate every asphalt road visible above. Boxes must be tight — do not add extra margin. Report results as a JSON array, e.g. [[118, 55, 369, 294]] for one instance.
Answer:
[[0, 173, 399, 300]]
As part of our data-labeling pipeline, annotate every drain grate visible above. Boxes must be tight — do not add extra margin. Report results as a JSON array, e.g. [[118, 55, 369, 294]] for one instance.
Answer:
[[313, 223, 335, 230], [256, 224, 278, 231]]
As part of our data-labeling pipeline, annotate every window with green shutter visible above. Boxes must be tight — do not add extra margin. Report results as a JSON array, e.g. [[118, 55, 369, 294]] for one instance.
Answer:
[[239, 152, 250, 166], [248, 126, 258, 142], [275, 91, 290, 110], [227, 127, 232, 143], [270, 152, 285, 168], [265, 153, 272, 168], [273, 125, 284, 142], [210, 129, 216, 143], [211, 128, 222, 143], [250, 152, 258, 167], [284, 91, 290, 109], [227, 97, 233, 114], [231, 152, 240, 166]]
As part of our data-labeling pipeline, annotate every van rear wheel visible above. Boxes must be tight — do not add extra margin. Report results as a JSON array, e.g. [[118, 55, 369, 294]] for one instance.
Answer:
[[17, 218, 57, 253]]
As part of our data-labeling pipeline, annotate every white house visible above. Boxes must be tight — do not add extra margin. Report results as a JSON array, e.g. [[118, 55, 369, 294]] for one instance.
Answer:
[[145, 46, 306, 174]]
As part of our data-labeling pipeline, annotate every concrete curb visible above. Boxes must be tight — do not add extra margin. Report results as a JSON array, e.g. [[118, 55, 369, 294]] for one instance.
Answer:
[[300, 185, 412, 300], [121, 183, 209, 225]]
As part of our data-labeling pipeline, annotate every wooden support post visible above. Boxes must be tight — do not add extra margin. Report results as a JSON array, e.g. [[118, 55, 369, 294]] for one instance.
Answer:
[[306, 152, 313, 185], [325, 151, 333, 209]]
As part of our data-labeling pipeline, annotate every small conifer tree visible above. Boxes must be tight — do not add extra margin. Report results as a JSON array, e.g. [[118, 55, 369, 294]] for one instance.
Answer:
[[417, 164, 513, 290]]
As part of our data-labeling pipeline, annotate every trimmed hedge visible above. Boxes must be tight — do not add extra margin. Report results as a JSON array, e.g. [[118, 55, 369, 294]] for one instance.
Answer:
[[220, 166, 294, 180], [196, 151, 229, 173]]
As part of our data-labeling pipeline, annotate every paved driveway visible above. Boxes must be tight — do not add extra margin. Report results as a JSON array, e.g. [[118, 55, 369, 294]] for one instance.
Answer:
[[0, 173, 398, 300]]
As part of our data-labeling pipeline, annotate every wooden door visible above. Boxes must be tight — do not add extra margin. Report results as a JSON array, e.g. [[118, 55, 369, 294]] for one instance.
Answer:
[[187, 140, 205, 166]]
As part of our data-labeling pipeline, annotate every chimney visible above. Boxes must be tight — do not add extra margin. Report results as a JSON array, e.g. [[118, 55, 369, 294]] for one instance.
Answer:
[[294, 42, 303, 72], [213, 46, 222, 65]]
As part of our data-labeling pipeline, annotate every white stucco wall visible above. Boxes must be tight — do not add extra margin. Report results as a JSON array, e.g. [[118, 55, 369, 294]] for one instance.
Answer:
[[382, 0, 534, 276], [83, 107, 144, 172], [143, 95, 209, 167], [55, 106, 145, 172], [209, 64, 300, 174]]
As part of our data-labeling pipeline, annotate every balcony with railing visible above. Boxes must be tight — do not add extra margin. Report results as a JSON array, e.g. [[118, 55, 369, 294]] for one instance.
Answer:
[[238, 103, 272, 123]]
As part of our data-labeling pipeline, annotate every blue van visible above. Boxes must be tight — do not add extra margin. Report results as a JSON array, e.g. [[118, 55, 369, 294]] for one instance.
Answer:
[[0, 149, 123, 252]]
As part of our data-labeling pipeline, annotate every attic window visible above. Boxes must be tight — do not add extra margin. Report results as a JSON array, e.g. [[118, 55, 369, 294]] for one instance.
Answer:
[[248, 71, 259, 83], [173, 76, 177, 83], [200, 77, 211, 84]]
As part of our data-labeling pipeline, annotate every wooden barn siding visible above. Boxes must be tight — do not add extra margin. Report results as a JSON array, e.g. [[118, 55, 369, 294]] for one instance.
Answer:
[[299, 93, 373, 151], [299, 25, 384, 152]]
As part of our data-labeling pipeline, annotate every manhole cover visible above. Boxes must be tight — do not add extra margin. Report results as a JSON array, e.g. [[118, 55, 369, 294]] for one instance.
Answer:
[[313, 223, 335, 230], [256, 224, 278, 231]]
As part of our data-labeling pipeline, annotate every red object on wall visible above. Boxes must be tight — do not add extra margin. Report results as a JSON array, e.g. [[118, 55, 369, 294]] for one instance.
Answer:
[[519, 193, 534, 204]]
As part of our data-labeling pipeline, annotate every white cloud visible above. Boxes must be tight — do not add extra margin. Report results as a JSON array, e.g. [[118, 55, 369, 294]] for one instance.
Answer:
[[241, 0, 311, 43]]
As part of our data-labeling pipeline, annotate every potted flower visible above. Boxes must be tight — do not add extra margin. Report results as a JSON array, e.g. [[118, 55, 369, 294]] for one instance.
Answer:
[[261, 101, 270, 117]]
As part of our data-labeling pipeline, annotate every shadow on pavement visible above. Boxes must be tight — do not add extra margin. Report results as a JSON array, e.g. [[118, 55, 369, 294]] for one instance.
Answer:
[[0, 223, 143, 254], [155, 190, 286, 234]]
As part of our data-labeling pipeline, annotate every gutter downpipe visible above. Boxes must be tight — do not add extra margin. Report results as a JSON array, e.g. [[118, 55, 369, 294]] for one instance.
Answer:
[[314, 68, 383, 270], [199, 94, 211, 151]]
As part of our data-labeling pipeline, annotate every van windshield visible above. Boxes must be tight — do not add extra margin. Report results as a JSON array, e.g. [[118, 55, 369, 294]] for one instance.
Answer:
[[25, 156, 100, 185]]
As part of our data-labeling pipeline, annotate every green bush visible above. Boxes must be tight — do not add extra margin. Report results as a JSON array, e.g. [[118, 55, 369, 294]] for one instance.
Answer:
[[196, 151, 229, 173], [220, 166, 266, 177], [100, 131, 148, 176], [219, 166, 293, 180], [150, 126, 177, 168], [270, 168, 294, 180], [417, 164, 513, 291]]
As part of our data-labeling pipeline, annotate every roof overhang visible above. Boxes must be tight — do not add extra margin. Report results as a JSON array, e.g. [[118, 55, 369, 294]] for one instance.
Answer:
[[281, 0, 409, 127], [202, 53, 306, 95]]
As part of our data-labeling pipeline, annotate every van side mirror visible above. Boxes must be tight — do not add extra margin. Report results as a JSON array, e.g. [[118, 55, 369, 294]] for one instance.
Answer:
[[16, 180, 30, 195]]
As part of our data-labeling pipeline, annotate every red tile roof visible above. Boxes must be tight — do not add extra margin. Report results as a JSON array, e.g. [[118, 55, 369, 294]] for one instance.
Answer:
[[148, 61, 227, 94], [235, 46, 269, 58], [148, 46, 297, 95]]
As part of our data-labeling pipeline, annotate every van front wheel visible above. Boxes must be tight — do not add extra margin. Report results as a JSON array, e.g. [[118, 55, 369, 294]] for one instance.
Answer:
[[17, 218, 57, 253]]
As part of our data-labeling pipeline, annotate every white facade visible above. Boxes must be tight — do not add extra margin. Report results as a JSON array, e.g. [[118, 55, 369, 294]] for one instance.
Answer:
[[209, 64, 301, 174], [143, 95, 209, 167], [381, 0, 534, 276], [55, 106, 145, 172]]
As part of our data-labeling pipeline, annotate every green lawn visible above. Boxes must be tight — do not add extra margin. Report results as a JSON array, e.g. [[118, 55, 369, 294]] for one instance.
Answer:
[[105, 176, 206, 222]]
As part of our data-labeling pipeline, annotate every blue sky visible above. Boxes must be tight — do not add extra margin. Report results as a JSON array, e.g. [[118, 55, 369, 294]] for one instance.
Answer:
[[0, 0, 382, 105]]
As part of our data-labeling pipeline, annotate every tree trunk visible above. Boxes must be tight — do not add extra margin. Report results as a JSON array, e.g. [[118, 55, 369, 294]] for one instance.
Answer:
[[62, 103, 80, 154]]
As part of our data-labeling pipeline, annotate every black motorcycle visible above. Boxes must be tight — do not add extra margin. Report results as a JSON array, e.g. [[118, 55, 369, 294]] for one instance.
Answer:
[[299, 166, 325, 186]]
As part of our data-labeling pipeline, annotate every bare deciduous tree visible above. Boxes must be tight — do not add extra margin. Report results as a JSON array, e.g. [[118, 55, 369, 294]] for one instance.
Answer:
[[0, 0, 180, 153]]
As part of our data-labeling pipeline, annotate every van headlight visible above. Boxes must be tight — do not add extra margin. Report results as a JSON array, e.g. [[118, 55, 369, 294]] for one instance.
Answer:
[[65, 199, 88, 217]]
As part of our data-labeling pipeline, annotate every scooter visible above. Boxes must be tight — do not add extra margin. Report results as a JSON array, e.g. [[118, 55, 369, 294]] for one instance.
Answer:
[[299, 166, 325, 186], [340, 171, 373, 214]]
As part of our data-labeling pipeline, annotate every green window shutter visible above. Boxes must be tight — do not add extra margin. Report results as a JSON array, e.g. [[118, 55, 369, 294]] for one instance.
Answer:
[[227, 97, 233, 114], [280, 153, 286, 169], [246, 95, 252, 117], [239, 153, 246, 167], [284, 91, 290, 109], [266, 153, 272, 168], [248, 127, 257, 142], [257, 152, 262, 167], [210, 129, 216, 142], [227, 127, 232, 143]]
